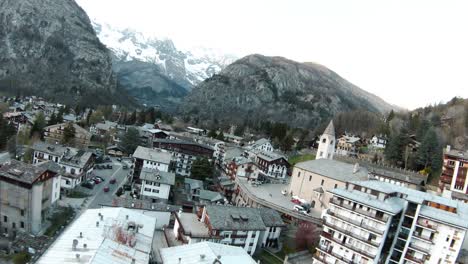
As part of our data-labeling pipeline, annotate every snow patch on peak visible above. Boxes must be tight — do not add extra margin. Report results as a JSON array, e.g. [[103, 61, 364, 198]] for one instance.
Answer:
[[92, 20, 236, 86]]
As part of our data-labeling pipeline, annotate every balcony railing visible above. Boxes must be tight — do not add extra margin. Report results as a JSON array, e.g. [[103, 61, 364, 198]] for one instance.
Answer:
[[404, 253, 424, 264], [409, 242, 431, 255], [324, 219, 380, 247], [327, 210, 385, 235], [320, 231, 376, 260], [416, 220, 438, 231], [331, 198, 389, 223], [317, 244, 355, 264], [412, 233, 435, 244]]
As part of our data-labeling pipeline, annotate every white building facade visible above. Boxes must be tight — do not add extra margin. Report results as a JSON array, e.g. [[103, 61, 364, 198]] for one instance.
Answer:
[[316, 121, 336, 160]]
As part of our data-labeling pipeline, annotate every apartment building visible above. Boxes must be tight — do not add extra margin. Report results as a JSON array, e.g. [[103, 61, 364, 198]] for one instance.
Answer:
[[439, 146, 468, 201], [139, 168, 175, 202], [153, 138, 214, 177], [314, 180, 468, 264], [32, 142, 95, 191], [132, 146, 172, 182], [173, 205, 285, 255], [0, 160, 61, 236], [43, 123, 92, 148]]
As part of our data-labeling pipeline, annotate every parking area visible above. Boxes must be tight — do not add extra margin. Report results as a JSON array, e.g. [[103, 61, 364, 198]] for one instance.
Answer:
[[63, 157, 132, 209]]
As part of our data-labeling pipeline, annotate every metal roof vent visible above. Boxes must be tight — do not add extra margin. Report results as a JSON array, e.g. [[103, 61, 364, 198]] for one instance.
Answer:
[[75, 253, 80, 260], [200, 254, 206, 260], [72, 239, 78, 251]]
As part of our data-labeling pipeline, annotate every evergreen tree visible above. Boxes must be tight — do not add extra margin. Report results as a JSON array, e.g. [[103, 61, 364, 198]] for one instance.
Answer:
[[281, 134, 295, 152], [216, 131, 225, 141], [120, 127, 140, 154], [191, 158, 213, 181], [207, 129, 217, 138], [30, 112, 46, 139], [234, 125, 245, 137], [62, 123, 76, 145], [48, 112, 57, 126], [56, 107, 64, 123], [127, 111, 137, 125], [416, 129, 443, 174], [86, 109, 93, 126], [384, 128, 409, 166], [387, 110, 395, 122]]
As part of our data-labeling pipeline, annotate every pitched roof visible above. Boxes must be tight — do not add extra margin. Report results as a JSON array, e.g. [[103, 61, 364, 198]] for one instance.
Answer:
[[257, 208, 286, 227], [205, 205, 267, 231], [199, 190, 224, 202], [132, 146, 172, 164], [140, 168, 175, 185], [184, 178, 203, 190], [0, 160, 57, 185], [323, 120, 335, 137], [295, 159, 368, 182]]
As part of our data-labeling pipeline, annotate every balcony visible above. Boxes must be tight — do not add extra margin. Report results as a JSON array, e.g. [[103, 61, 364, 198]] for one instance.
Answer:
[[327, 210, 385, 235], [330, 198, 389, 223], [324, 219, 380, 247], [416, 220, 438, 231], [440, 175, 452, 184], [404, 253, 424, 264], [317, 244, 354, 264], [409, 242, 431, 255], [412, 232, 435, 244], [320, 231, 376, 260]]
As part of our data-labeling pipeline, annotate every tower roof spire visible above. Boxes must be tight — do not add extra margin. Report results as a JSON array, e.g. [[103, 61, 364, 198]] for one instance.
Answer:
[[323, 120, 335, 137]]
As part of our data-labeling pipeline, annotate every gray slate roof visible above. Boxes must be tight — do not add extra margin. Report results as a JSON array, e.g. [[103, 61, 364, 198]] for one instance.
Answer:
[[205, 205, 267, 231], [140, 168, 175, 185], [133, 146, 172, 164], [295, 159, 368, 182], [0, 160, 57, 184], [33, 142, 71, 157], [185, 178, 203, 190], [323, 120, 335, 137], [199, 190, 224, 202], [257, 208, 286, 227]]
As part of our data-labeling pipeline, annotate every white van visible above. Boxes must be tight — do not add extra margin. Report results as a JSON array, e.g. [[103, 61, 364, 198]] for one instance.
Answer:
[[293, 205, 305, 211]]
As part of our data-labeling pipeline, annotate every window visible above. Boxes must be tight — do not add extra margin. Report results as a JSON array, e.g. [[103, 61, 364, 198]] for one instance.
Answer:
[[322, 138, 326, 143], [319, 151, 323, 157], [3, 216, 7, 222], [152, 189, 159, 193], [446, 236, 450, 242], [144, 188, 151, 192], [311, 201, 315, 208], [321, 179, 325, 186], [297, 172, 301, 178], [309, 175, 312, 181], [450, 239, 455, 248], [334, 184, 338, 189], [21, 210, 24, 216], [20, 222, 24, 228], [12, 223, 15, 229], [71, 168, 75, 175]]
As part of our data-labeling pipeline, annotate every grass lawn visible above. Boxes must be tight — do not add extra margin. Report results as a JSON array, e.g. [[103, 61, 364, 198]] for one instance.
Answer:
[[44, 206, 75, 237], [288, 154, 315, 165], [255, 250, 283, 264]]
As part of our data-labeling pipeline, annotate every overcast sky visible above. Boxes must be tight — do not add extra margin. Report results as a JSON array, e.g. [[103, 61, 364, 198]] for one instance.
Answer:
[[76, 0, 468, 110]]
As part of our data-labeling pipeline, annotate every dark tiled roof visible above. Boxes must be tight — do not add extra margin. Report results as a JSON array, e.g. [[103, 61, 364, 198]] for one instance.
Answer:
[[0, 160, 55, 184], [257, 208, 286, 227], [205, 205, 267, 231]]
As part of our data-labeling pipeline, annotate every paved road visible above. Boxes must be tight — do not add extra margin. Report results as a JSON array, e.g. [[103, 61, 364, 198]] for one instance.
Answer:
[[86, 158, 131, 208]]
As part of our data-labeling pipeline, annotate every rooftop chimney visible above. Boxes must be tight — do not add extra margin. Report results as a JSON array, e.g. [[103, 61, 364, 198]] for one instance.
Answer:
[[79, 232, 82, 238], [96, 221, 99, 227], [353, 163, 360, 174], [72, 239, 78, 251], [447, 145, 451, 152], [76, 254, 80, 260]]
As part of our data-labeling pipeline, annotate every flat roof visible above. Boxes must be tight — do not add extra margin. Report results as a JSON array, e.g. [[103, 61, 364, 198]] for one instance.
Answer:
[[176, 212, 210, 238], [133, 146, 172, 164], [160, 241, 256, 264], [36, 207, 157, 264]]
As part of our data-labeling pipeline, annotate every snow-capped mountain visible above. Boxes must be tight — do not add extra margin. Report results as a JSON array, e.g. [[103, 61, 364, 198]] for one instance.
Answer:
[[92, 21, 237, 109]]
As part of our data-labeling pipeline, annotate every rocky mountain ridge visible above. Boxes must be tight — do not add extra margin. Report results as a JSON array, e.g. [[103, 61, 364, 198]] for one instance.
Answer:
[[92, 21, 237, 109], [183, 54, 397, 128], [0, 0, 130, 106]]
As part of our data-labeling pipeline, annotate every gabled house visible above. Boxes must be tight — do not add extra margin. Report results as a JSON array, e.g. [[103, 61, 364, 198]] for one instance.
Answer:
[[43, 123, 92, 148], [132, 146, 172, 183], [139, 168, 175, 202]]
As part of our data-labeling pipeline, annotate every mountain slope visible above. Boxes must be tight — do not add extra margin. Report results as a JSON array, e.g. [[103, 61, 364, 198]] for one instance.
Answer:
[[92, 22, 236, 109], [0, 0, 130, 106], [183, 54, 397, 128]]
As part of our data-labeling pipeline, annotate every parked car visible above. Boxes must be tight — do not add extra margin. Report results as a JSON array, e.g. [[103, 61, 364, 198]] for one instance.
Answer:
[[117, 157, 122, 162], [92, 177, 102, 184], [81, 182, 94, 189], [94, 176, 105, 182], [122, 164, 128, 169], [106, 164, 113, 169], [291, 198, 301, 204], [103, 186, 110, 192], [109, 178, 116, 184], [293, 204, 305, 211], [104, 156, 111, 162]]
